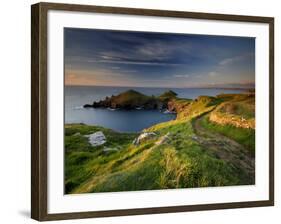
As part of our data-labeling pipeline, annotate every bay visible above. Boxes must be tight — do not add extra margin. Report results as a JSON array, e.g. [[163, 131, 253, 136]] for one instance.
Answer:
[[65, 86, 243, 132]]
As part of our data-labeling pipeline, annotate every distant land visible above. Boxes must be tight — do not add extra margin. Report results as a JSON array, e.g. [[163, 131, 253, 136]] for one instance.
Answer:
[[83, 89, 178, 111]]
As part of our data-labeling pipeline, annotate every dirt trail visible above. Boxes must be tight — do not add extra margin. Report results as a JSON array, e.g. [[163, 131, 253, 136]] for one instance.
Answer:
[[192, 114, 255, 184]]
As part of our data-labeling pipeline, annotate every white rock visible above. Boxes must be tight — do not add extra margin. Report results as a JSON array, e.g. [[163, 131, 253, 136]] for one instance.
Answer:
[[85, 131, 106, 146], [133, 132, 156, 145]]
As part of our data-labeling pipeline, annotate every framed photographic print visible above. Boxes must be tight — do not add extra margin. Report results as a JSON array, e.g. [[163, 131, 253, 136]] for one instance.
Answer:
[[31, 2, 274, 221]]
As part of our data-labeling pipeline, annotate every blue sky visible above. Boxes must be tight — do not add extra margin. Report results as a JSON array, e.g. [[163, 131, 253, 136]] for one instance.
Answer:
[[64, 28, 255, 88]]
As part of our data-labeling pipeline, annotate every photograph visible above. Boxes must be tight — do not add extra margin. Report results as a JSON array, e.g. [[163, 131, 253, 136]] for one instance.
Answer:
[[64, 28, 255, 194]]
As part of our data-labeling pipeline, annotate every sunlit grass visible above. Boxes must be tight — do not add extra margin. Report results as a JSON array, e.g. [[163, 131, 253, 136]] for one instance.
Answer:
[[65, 93, 255, 194]]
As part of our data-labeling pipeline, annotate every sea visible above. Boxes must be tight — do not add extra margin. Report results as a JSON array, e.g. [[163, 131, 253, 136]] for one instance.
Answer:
[[65, 86, 243, 132]]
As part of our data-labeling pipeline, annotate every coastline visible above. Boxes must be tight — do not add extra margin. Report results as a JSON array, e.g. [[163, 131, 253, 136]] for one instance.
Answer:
[[65, 92, 255, 194]]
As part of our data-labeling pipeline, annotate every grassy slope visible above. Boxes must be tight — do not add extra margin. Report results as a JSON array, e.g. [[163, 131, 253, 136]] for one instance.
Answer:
[[65, 124, 138, 193], [111, 89, 152, 106], [199, 93, 255, 154], [199, 115, 255, 155], [65, 93, 255, 194], [210, 93, 255, 129]]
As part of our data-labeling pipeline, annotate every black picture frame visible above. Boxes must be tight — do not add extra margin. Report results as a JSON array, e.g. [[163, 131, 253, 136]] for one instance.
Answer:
[[31, 2, 274, 221]]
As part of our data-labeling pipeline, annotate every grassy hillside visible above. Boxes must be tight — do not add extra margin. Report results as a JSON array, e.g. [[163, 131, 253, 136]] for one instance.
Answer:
[[110, 89, 152, 106], [209, 93, 255, 129], [65, 92, 255, 194], [159, 90, 178, 100], [199, 115, 255, 155]]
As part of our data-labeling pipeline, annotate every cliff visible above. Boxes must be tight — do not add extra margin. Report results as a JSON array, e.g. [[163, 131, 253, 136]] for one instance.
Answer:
[[84, 89, 177, 110]]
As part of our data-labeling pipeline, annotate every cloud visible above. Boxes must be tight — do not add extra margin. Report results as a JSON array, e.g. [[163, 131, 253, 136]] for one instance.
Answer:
[[219, 57, 241, 66], [219, 53, 254, 66], [135, 41, 191, 60], [121, 69, 137, 73], [110, 66, 120, 70], [95, 39, 192, 67], [66, 55, 182, 67], [208, 71, 219, 77], [101, 55, 115, 60], [137, 43, 171, 58], [89, 59, 182, 66], [173, 74, 190, 78], [65, 68, 136, 86]]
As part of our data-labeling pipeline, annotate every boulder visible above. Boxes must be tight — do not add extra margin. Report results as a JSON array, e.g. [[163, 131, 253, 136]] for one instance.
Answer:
[[133, 132, 157, 145], [85, 131, 106, 146]]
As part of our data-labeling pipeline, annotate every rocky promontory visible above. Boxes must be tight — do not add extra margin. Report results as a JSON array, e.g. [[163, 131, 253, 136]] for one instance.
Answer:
[[84, 89, 178, 111]]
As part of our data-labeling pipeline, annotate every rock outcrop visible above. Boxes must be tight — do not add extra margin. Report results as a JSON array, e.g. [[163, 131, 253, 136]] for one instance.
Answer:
[[84, 89, 178, 111], [85, 131, 106, 146]]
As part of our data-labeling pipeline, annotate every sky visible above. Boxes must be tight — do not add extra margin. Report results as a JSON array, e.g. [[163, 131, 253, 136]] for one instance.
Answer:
[[64, 28, 255, 88]]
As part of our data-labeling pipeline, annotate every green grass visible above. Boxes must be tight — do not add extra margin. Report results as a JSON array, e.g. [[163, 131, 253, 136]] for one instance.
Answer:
[[218, 100, 255, 119], [216, 93, 255, 119], [65, 118, 251, 194], [64, 93, 255, 194], [199, 115, 255, 155], [172, 96, 217, 120], [64, 124, 138, 193]]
